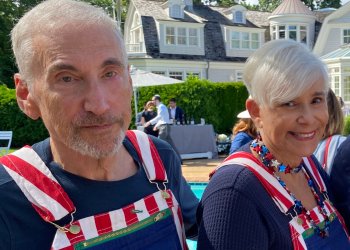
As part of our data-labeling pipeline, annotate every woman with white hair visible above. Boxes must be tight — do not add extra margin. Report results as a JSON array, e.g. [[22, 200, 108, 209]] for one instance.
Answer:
[[197, 40, 350, 249]]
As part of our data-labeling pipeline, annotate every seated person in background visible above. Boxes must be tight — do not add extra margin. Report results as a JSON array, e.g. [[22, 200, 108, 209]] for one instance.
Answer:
[[168, 98, 185, 124], [229, 109, 257, 154], [314, 89, 346, 174], [141, 101, 159, 137], [135, 102, 146, 126]]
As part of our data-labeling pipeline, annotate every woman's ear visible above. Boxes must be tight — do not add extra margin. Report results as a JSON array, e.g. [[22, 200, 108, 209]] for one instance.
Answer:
[[14, 74, 41, 120], [246, 98, 263, 129]]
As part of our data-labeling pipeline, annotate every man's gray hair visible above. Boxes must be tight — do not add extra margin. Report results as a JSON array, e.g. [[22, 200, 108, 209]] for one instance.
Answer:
[[11, 0, 127, 86], [243, 39, 329, 107]]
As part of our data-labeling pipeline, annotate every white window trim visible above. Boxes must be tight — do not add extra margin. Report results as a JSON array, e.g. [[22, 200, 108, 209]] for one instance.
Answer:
[[230, 31, 260, 50], [342, 28, 350, 45], [271, 24, 309, 45], [164, 25, 200, 47]]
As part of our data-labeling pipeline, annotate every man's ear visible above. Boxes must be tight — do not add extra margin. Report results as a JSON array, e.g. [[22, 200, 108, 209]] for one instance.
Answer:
[[14, 74, 41, 120], [246, 98, 263, 129]]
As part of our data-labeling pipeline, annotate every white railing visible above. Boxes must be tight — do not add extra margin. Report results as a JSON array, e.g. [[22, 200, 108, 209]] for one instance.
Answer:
[[126, 43, 145, 53]]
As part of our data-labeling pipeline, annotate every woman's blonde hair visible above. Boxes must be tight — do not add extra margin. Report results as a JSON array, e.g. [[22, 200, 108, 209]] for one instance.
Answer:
[[145, 101, 155, 110], [232, 118, 257, 138]]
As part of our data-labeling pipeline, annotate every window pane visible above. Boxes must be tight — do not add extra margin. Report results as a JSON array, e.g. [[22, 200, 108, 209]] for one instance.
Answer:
[[251, 41, 259, 49], [344, 76, 350, 101], [334, 76, 340, 96], [251, 33, 259, 49], [251, 33, 259, 41], [231, 31, 239, 39], [189, 28, 197, 36], [300, 26, 307, 31], [169, 71, 183, 80], [166, 27, 175, 35], [279, 31, 285, 39], [344, 29, 350, 44], [166, 27, 175, 45], [235, 11, 243, 23], [289, 31, 297, 40], [189, 37, 198, 46], [231, 31, 240, 48], [152, 71, 166, 76], [300, 31, 307, 44], [242, 32, 249, 49], [189, 28, 198, 46], [178, 28, 186, 36], [177, 28, 186, 45]]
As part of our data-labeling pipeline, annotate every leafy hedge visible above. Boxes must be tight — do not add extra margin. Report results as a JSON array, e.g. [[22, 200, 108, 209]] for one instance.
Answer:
[[133, 77, 249, 134], [343, 116, 350, 135], [0, 84, 48, 147], [1, 79, 248, 147]]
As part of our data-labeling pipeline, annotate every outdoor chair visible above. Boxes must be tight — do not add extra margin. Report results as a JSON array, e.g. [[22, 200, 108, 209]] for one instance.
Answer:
[[0, 131, 13, 156]]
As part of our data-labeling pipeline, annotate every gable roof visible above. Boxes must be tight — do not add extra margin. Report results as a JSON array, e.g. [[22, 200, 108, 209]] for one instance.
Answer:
[[313, 2, 350, 55], [321, 45, 350, 60]]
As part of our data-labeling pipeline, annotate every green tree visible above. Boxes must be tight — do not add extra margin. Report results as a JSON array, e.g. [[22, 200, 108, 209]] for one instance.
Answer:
[[258, 0, 281, 12], [317, 0, 341, 9]]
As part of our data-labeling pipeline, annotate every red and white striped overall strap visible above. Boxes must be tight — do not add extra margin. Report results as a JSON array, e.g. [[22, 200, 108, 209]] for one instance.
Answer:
[[302, 156, 327, 193], [0, 146, 75, 222], [216, 152, 295, 213], [322, 137, 333, 171], [126, 130, 168, 182]]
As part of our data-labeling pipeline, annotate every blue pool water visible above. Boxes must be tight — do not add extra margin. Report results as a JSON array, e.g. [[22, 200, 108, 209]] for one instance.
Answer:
[[187, 182, 208, 250]]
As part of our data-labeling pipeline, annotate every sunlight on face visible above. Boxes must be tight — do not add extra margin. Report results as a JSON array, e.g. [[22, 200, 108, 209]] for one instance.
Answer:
[[33, 25, 132, 159], [258, 80, 328, 165]]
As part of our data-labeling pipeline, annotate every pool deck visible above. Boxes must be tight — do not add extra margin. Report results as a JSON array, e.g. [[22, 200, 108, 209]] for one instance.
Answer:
[[181, 155, 226, 182]]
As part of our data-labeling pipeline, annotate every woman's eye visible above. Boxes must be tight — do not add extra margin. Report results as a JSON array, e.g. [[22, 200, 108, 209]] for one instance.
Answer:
[[283, 101, 295, 107], [313, 97, 322, 104]]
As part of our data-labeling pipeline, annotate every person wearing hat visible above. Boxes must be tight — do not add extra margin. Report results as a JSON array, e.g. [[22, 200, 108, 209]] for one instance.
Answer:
[[229, 109, 257, 154]]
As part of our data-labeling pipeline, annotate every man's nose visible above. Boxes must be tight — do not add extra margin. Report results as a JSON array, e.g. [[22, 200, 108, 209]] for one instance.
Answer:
[[83, 80, 109, 115]]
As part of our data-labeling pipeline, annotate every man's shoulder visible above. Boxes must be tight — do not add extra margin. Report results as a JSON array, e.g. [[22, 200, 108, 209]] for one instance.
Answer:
[[0, 139, 50, 186]]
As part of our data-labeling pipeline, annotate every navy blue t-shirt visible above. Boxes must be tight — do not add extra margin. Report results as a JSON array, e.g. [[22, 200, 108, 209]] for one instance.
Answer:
[[0, 136, 198, 249]]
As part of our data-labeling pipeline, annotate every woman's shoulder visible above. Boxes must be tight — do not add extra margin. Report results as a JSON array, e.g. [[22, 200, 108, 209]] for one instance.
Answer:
[[203, 163, 262, 201]]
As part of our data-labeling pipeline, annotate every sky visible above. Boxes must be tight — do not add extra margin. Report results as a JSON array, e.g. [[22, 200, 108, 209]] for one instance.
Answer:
[[244, 0, 350, 6]]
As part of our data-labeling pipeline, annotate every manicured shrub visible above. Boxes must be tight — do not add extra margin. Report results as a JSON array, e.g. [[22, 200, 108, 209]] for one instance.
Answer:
[[343, 115, 350, 136], [133, 77, 248, 134], [0, 84, 48, 147]]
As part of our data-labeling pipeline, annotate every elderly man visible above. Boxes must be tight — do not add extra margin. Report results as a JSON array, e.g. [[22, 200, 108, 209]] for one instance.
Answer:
[[0, 0, 198, 249]]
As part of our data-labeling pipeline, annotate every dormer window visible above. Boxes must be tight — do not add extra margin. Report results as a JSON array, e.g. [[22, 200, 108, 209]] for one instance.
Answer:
[[227, 5, 247, 25], [235, 11, 243, 23], [168, 0, 185, 19], [171, 5, 182, 18]]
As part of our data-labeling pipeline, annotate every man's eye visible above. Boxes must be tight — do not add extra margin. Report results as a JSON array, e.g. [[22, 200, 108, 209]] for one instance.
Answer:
[[105, 72, 116, 78], [62, 76, 72, 82]]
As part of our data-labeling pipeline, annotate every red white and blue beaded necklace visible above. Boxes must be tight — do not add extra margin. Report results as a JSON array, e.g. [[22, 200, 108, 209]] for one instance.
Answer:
[[250, 136, 330, 238]]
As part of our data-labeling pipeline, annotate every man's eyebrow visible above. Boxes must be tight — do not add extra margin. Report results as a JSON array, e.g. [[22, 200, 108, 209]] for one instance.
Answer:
[[47, 63, 78, 75], [101, 58, 125, 68]]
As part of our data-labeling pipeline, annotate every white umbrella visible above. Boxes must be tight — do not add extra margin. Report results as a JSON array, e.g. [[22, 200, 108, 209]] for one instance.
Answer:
[[130, 66, 183, 118]]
